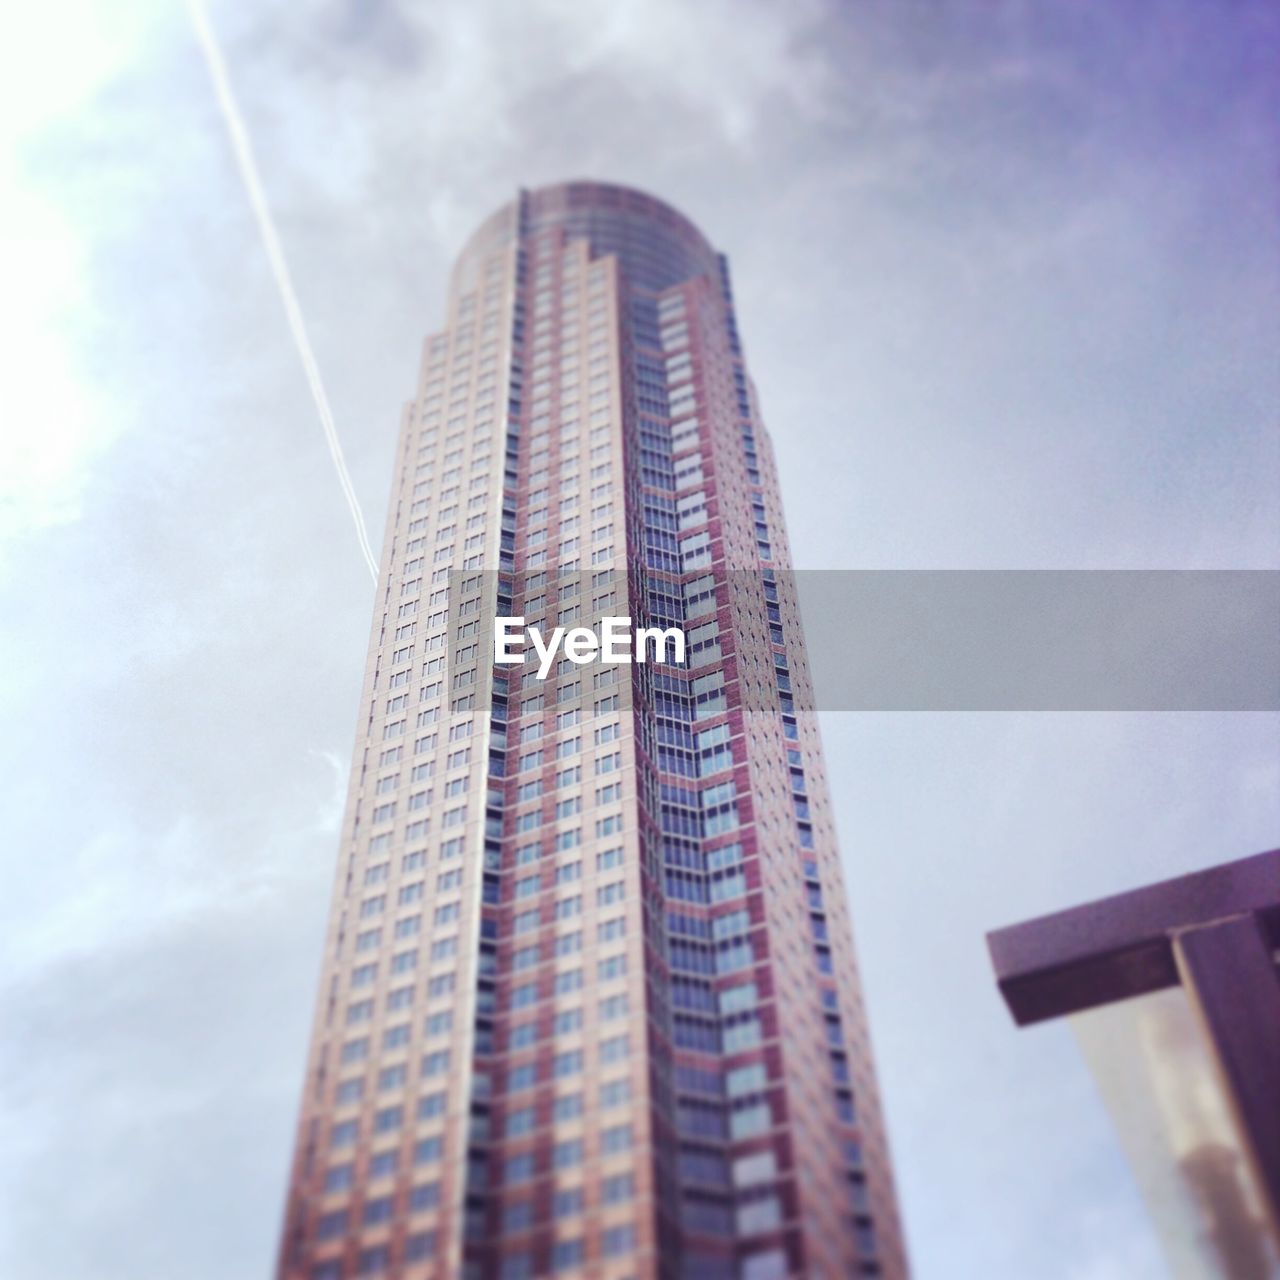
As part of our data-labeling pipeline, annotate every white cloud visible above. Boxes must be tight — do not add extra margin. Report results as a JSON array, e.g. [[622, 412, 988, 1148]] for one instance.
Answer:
[[0, 1, 154, 560], [0, 189, 101, 548]]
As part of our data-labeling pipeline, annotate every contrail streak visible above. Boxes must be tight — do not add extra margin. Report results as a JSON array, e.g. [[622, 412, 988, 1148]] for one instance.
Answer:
[[186, 0, 380, 583]]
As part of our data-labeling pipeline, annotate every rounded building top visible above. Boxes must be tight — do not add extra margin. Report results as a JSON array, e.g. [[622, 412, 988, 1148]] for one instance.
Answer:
[[453, 180, 721, 294]]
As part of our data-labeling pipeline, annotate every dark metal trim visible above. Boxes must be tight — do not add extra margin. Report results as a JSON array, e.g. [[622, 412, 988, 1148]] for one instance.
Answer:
[[1174, 915, 1280, 1240], [986, 848, 1280, 1026]]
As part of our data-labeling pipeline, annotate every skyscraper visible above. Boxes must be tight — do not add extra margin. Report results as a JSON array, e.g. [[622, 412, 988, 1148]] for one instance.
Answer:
[[277, 181, 907, 1280]]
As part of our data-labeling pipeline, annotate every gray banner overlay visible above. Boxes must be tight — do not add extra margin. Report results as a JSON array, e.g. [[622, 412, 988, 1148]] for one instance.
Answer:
[[793, 571, 1278, 711], [454, 570, 1278, 711]]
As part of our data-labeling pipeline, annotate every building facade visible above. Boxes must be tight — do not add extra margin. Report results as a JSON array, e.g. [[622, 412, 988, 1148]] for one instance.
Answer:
[[277, 181, 907, 1280]]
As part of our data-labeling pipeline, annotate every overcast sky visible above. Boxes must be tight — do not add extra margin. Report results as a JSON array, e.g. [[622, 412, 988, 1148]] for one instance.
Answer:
[[1, 2, 1277, 1278]]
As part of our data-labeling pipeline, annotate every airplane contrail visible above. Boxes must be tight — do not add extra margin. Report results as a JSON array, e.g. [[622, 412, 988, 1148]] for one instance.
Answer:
[[186, 0, 380, 584]]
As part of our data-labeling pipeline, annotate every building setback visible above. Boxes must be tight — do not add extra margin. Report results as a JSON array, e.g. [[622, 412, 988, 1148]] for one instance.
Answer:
[[277, 181, 908, 1280]]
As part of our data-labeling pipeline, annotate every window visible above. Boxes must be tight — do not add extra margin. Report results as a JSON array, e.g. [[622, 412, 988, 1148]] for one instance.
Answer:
[[741, 1249, 787, 1280], [405, 1232, 437, 1262], [556, 934, 582, 964], [374, 1105, 403, 1133], [378, 1064, 407, 1092], [554, 969, 583, 995], [418, 1091, 446, 1120], [599, 1079, 631, 1115], [729, 1101, 771, 1140], [727, 1063, 767, 1098], [552, 1092, 583, 1122], [602, 1123, 632, 1154], [603, 1224, 636, 1257], [602, 1171, 634, 1204], [316, 1209, 348, 1241], [551, 1239, 584, 1271], [598, 993, 628, 1021], [553, 1186, 584, 1218], [415, 1136, 444, 1164], [330, 1119, 358, 1148], [553, 1049, 583, 1078], [364, 1195, 394, 1225], [553, 1007, 583, 1035], [506, 1105, 535, 1136], [601, 1033, 629, 1063], [410, 1181, 440, 1212], [503, 1201, 534, 1232], [357, 1245, 390, 1275], [553, 1137, 583, 1169], [341, 1038, 370, 1064]]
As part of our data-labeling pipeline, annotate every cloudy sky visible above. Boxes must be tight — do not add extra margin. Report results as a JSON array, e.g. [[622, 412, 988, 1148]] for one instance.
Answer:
[[1, 1, 1276, 1277]]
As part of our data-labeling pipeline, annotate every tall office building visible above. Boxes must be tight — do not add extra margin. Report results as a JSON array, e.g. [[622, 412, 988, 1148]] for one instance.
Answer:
[[277, 182, 907, 1280]]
